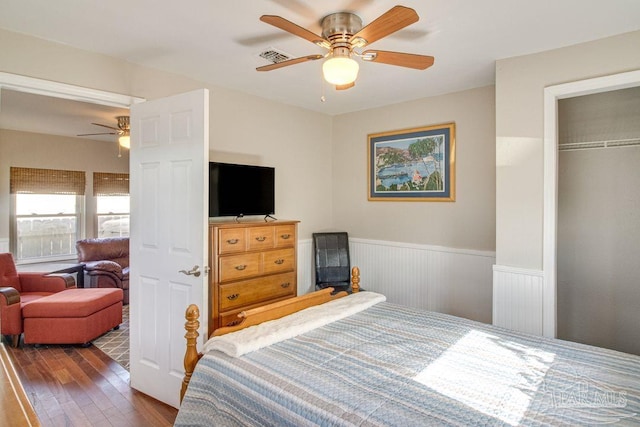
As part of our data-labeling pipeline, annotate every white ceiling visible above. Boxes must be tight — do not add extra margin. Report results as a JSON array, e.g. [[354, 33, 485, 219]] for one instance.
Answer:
[[0, 0, 639, 139], [0, 90, 130, 143]]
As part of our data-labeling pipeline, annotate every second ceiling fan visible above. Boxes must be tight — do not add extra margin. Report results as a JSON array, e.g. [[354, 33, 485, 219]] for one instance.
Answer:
[[78, 115, 130, 148], [257, 5, 434, 90]]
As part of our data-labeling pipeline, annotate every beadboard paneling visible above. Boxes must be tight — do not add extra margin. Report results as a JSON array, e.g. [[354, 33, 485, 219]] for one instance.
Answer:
[[492, 265, 544, 335], [298, 238, 495, 324]]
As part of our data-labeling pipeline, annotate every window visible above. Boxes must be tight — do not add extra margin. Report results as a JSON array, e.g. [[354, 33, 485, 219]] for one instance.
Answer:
[[10, 167, 85, 262], [94, 172, 130, 238]]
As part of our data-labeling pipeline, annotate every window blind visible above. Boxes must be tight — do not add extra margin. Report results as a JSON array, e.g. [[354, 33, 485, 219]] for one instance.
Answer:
[[93, 172, 130, 196], [10, 167, 86, 195]]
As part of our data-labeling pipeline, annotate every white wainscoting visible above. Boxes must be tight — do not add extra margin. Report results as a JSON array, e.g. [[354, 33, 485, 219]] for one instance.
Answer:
[[0, 238, 8, 253], [492, 265, 544, 335], [298, 238, 496, 324]]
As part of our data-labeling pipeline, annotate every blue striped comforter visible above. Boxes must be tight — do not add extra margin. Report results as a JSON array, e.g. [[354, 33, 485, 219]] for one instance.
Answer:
[[175, 302, 640, 426]]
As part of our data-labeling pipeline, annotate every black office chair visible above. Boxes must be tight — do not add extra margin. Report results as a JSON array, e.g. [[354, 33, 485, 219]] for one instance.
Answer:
[[313, 232, 353, 294]]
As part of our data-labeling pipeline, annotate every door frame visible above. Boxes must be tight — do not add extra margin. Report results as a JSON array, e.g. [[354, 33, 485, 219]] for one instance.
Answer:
[[0, 72, 144, 108], [542, 69, 640, 338]]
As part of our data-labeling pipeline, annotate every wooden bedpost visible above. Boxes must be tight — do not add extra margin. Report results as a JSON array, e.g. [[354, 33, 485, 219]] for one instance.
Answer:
[[351, 266, 360, 293], [180, 304, 200, 404]]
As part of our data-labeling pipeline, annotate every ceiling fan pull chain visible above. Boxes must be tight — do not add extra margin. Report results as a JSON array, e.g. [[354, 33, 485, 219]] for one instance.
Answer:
[[320, 71, 326, 103]]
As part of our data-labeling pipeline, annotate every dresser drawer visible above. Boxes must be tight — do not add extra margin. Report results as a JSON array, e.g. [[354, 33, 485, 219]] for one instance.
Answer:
[[219, 309, 245, 328], [247, 226, 274, 251], [218, 228, 246, 254], [275, 225, 296, 248], [219, 253, 261, 282], [209, 220, 299, 336], [262, 248, 295, 274], [219, 272, 296, 311]]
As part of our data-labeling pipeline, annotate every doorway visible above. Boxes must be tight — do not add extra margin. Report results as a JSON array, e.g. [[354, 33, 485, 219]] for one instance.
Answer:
[[0, 73, 143, 253], [543, 69, 640, 339], [556, 87, 640, 355]]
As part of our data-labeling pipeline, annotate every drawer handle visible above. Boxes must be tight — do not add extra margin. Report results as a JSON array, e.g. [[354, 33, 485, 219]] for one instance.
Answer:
[[226, 238, 239, 244], [280, 282, 290, 288], [235, 265, 247, 271], [227, 293, 239, 301], [274, 259, 285, 265], [255, 236, 266, 242], [280, 234, 291, 239]]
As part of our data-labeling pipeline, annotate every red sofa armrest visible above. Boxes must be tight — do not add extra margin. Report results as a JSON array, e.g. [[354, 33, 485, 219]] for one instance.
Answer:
[[19, 273, 76, 292], [0, 287, 22, 336], [0, 287, 20, 306]]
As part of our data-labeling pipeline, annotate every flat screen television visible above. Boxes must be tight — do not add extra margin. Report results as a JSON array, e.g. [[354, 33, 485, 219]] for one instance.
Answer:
[[209, 162, 275, 218]]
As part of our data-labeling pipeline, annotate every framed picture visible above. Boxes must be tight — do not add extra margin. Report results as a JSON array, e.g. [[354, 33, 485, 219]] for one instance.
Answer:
[[368, 122, 455, 202]]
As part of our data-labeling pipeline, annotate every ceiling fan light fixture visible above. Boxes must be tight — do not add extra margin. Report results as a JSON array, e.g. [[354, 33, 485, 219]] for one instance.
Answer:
[[323, 56, 359, 85], [119, 130, 130, 149]]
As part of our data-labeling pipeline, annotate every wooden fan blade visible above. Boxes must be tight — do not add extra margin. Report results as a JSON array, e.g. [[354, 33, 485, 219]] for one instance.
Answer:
[[351, 6, 419, 47], [257, 54, 323, 71], [90, 122, 121, 131], [268, 0, 316, 20], [77, 132, 117, 136], [260, 15, 329, 47], [336, 82, 355, 90], [362, 50, 434, 69]]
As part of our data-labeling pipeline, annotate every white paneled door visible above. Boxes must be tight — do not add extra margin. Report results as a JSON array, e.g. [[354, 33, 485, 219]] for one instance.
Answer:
[[129, 89, 209, 408]]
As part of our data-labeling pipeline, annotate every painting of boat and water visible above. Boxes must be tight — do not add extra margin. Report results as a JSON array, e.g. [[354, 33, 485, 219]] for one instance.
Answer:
[[368, 123, 455, 201]]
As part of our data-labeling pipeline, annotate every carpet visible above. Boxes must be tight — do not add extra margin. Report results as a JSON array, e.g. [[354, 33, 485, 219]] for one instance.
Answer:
[[93, 304, 129, 370]]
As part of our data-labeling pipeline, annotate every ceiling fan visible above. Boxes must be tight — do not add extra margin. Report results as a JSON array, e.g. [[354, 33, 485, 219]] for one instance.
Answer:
[[256, 5, 434, 90], [77, 115, 130, 148]]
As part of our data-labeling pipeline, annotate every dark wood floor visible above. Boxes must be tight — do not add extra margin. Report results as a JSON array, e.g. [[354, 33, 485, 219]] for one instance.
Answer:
[[3, 338, 178, 427]]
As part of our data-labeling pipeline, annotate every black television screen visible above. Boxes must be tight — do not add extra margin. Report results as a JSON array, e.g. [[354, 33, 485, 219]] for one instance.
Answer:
[[209, 162, 275, 217]]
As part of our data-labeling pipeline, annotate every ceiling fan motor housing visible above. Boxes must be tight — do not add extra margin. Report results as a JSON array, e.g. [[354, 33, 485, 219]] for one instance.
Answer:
[[321, 12, 362, 50], [117, 115, 130, 131]]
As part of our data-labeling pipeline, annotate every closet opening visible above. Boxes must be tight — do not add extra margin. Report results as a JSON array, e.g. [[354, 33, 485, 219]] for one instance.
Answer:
[[556, 87, 640, 355]]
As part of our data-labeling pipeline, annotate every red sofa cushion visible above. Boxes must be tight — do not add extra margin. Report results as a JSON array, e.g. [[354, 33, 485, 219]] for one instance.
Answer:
[[22, 288, 123, 318], [20, 292, 55, 304]]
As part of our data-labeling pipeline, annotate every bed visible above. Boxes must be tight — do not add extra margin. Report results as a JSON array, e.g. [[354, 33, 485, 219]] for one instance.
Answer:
[[176, 269, 640, 426]]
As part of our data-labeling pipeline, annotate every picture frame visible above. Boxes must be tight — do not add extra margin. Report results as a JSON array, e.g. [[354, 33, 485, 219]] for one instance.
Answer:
[[368, 122, 455, 202]]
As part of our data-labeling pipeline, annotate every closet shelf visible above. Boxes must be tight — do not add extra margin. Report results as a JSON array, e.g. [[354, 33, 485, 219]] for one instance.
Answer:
[[558, 137, 640, 151]]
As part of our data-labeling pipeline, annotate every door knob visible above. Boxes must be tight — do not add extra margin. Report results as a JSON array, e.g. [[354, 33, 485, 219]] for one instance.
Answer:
[[179, 265, 201, 277]]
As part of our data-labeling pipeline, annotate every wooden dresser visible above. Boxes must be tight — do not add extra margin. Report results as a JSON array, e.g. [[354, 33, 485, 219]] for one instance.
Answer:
[[208, 220, 299, 335]]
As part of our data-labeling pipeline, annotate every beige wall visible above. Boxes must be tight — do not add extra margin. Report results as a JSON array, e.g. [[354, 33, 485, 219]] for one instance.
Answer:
[[495, 30, 640, 269], [331, 86, 496, 251], [0, 129, 129, 239], [0, 29, 333, 239]]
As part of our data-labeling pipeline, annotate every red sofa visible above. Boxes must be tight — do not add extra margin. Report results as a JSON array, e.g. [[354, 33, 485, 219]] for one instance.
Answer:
[[0, 253, 122, 347], [76, 237, 129, 304]]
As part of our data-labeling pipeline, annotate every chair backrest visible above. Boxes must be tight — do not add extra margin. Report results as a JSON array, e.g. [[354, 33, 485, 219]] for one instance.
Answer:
[[76, 237, 129, 268], [0, 252, 21, 291], [313, 232, 350, 286]]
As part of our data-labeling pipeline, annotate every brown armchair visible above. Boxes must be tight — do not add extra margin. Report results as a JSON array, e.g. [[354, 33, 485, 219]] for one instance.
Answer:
[[76, 237, 129, 305], [0, 253, 76, 346]]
